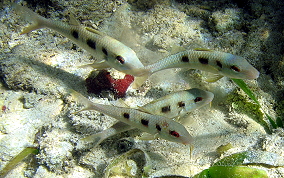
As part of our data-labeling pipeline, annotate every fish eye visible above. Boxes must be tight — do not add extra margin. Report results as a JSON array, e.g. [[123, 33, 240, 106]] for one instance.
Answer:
[[116, 55, 125, 64], [230, 65, 240, 72], [194, 97, 203, 102], [170, 130, 180, 137]]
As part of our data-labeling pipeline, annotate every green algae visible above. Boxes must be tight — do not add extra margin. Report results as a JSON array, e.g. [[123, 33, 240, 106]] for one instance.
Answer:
[[0, 147, 39, 177], [232, 79, 284, 133], [226, 81, 269, 133], [275, 100, 284, 128], [199, 166, 268, 178], [194, 151, 269, 178]]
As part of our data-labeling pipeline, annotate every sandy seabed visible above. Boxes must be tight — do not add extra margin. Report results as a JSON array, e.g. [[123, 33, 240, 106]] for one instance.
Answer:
[[0, 0, 284, 177]]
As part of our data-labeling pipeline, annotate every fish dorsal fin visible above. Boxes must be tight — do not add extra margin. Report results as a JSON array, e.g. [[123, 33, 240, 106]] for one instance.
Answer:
[[69, 13, 80, 26], [85, 27, 105, 36], [194, 48, 214, 52]]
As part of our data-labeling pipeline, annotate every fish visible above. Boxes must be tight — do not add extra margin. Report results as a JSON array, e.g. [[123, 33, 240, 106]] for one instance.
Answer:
[[75, 88, 214, 148], [140, 88, 214, 119], [131, 48, 260, 88], [71, 90, 193, 145], [12, 4, 145, 76]]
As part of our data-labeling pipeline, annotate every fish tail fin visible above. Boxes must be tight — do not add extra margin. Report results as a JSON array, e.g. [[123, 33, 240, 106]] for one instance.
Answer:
[[131, 74, 149, 89], [121, 67, 150, 89], [76, 132, 106, 150], [68, 89, 97, 114], [12, 4, 48, 34], [131, 68, 151, 89]]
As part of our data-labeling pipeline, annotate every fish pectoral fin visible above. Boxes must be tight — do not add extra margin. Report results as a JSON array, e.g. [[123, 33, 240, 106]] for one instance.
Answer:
[[193, 48, 214, 52], [21, 23, 41, 35], [69, 13, 80, 26], [139, 133, 155, 140], [85, 27, 105, 36], [189, 145, 194, 159], [172, 116, 181, 122], [204, 73, 224, 82], [170, 45, 186, 54], [153, 133, 159, 139], [80, 61, 110, 69], [76, 132, 104, 150]]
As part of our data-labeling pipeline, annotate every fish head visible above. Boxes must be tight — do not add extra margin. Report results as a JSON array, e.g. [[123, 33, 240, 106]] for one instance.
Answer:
[[107, 50, 145, 76], [158, 119, 193, 145], [219, 54, 259, 80], [184, 88, 214, 111]]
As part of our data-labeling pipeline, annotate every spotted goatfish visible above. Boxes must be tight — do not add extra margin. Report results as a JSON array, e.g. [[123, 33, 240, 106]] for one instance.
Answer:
[[71, 90, 194, 145], [139, 88, 214, 118], [74, 88, 213, 148], [12, 4, 144, 76], [132, 48, 260, 88]]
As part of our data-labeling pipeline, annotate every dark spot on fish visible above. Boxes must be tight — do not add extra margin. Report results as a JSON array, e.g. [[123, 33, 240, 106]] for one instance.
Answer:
[[86, 39, 96, 50], [156, 124, 161, 131], [170, 130, 180, 137], [161, 105, 171, 113], [216, 60, 222, 68], [102, 47, 108, 56], [116, 56, 125, 64], [123, 113, 130, 119], [194, 97, 203, 102], [181, 55, 189, 62], [178, 101, 185, 107], [199, 57, 208, 64], [141, 119, 149, 126], [71, 30, 79, 39], [231, 65, 240, 72]]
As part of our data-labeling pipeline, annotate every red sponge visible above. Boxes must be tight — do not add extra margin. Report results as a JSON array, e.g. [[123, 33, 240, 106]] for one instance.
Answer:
[[85, 70, 134, 98]]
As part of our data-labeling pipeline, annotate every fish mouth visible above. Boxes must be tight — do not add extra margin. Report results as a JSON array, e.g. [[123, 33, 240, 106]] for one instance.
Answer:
[[245, 68, 260, 79], [204, 91, 214, 103], [181, 135, 194, 145]]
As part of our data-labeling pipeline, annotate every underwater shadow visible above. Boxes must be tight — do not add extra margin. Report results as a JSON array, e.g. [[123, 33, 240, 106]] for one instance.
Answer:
[[0, 52, 88, 96]]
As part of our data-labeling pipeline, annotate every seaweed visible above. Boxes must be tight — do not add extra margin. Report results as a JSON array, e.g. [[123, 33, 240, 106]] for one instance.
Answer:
[[193, 151, 272, 178], [0, 147, 39, 177], [231, 79, 283, 134]]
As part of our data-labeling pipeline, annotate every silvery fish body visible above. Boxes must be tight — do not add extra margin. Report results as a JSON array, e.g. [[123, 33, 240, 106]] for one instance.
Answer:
[[12, 4, 144, 76], [146, 49, 259, 80], [141, 88, 214, 118], [72, 91, 193, 145], [76, 88, 213, 148], [131, 48, 260, 88]]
